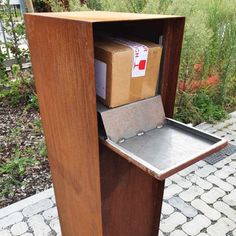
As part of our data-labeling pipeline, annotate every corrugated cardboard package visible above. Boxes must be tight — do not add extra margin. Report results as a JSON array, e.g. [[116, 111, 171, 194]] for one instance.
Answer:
[[94, 37, 162, 108]]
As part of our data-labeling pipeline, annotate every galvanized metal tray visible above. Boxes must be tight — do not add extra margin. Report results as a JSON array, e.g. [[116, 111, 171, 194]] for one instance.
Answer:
[[97, 96, 227, 180]]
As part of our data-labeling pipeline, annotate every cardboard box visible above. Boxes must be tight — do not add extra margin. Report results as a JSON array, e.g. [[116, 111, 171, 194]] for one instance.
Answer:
[[94, 37, 162, 108]]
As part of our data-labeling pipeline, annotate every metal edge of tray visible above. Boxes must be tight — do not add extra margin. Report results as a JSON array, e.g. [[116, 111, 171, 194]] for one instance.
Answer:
[[166, 118, 222, 143], [100, 119, 228, 180]]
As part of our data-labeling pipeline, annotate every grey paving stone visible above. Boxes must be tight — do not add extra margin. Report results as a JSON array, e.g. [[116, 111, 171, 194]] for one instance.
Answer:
[[0, 212, 23, 230], [207, 217, 235, 236], [195, 123, 213, 130], [0, 229, 12, 236], [213, 130, 226, 137], [11, 222, 28, 236], [28, 214, 52, 236], [160, 212, 186, 233], [222, 189, 236, 206], [204, 127, 217, 133], [169, 174, 192, 189], [0, 189, 54, 219], [168, 197, 198, 218], [43, 207, 58, 221], [223, 127, 236, 137], [179, 186, 204, 202], [159, 230, 164, 236], [212, 122, 227, 130], [231, 154, 236, 160], [187, 174, 213, 190], [230, 111, 236, 118], [213, 157, 231, 168], [223, 117, 236, 126], [170, 230, 187, 236], [195, 160, 207, 167], [213, 201, 236, 221], [22, 199, 53, 217], [51, 195, 56, 205], [162, 202, 174, 216], [228, 124, 236, 131], [224, 134, 235, 142], [182, 215, 211, 236], [163, 184, 183, 200], [226, 176, 236, 186], [165, 179, 172, 187], [206, 175, 233, 191], [201, 187, 225, 204], [231, 141, 236, 145], [191, 199, 221, 221], [178, 165, 198, 177], [50, 218, 61, 235], [214, 166, 235, 179], [195, 165, 217, 178], [229, 161, 236, 169]]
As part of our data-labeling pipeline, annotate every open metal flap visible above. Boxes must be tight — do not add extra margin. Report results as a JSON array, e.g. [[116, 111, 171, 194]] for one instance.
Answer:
[[97, 96, 165, 142], [97, 96, 228, 180]]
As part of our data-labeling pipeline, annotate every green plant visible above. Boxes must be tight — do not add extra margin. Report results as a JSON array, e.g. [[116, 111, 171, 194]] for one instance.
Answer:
[[39, 139, 47, 157], [225, 75, 236, 112], [0, 48, 7, 79], [33, 0, 52, 12], [26, 94, 39, 111], [32, 118, 43, 133], [6, 126, 22, 146], [175, 88, 227, 125], [86, 0, 102, 10], [0, 150, 36, 176], [203, 0, 236, 106], [0, 66, 38, 108], [2, 1, 30, 68], [0, 148, 38, 197], [126, 0, 147, 13], [0, 177, 20, 197]]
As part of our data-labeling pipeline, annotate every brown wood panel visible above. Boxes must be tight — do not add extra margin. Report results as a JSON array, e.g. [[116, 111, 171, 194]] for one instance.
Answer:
[[25, 15, 103, 236], [159, 18, 185, 117], [93, 20, 164, 43], [26, 11, 183, 22], [100, 143, 165, 236]]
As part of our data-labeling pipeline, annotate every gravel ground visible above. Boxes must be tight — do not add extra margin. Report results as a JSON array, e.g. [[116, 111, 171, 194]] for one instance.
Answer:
[[0, 102, 52, 208]]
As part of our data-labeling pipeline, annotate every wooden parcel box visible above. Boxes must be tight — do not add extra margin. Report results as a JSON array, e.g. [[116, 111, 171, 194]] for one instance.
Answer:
[[25, 11, 227, 236]]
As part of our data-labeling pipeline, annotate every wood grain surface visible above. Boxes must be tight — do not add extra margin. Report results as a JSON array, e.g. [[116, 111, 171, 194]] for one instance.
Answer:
[[159, 18, 185, 117], [25, 11, 183, 22], [100, 143, 165, 236], [25, 15, 103, 236]]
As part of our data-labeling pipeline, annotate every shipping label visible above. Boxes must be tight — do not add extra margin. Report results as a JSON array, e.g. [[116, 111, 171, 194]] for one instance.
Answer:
[[111, 38, 149, 78], [95, 59, 106, 99]]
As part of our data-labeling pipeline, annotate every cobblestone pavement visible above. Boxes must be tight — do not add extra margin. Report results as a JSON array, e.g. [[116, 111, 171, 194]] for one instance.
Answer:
[[0, 111, 236, 236]]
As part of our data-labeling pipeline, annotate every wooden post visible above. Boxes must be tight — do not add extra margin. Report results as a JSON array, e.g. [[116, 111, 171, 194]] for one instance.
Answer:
[[25, 11, 185, 236]]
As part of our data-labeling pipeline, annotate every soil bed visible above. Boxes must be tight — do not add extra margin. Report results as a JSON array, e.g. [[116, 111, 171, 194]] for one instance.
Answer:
[[0, 102, 52, 208]]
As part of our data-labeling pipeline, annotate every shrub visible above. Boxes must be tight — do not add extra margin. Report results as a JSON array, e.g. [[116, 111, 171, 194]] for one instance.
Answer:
[[0, 148, 38, 197], [0, 65, 38, 109]]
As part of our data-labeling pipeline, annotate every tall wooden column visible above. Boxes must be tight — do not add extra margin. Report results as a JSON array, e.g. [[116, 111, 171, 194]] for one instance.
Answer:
[[25, 15, 103, 236], [25, 11, 185, 236]]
